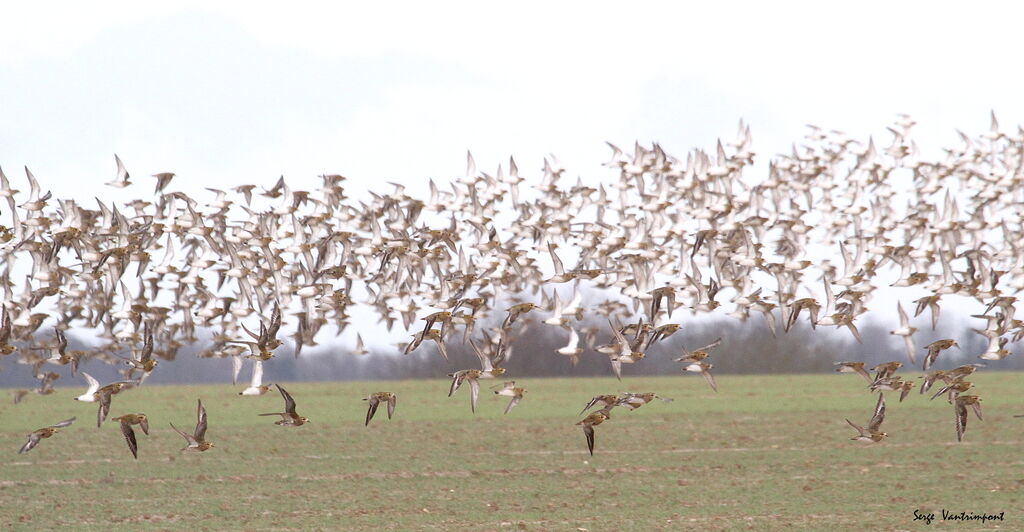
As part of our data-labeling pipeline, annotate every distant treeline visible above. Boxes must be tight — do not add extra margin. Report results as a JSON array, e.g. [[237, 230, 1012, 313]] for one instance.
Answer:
[[1, 313, 1019, 389]]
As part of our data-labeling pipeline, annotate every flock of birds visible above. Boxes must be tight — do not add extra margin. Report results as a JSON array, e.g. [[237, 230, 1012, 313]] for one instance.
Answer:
[[4, 113, 1024, 457]]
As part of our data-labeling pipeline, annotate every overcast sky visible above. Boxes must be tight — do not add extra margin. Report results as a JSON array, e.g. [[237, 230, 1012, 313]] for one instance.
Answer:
[[3, 2, 1023, 199]]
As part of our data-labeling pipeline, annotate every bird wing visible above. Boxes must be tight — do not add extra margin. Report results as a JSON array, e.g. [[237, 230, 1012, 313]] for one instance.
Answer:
[[276, 384, 297, 415], [435, 337, 449, 361], [565, 327, 580, 351], [19, 433, 42, 454], [50, 417, 76, 429], [448, 371, 465, 397], [250, 359, 264, 388], [583, 425, 595, 456], [868, 394, 886, 431], [194, 399, 208, 441], [169, 422, 196, 445], [955, 401, 967, 442], [231, 355, 243, 386], [694, 337, 722, 353], [140, 417, 150, 436], [365, 396, 380, 426], [469, 379, 480, 414], [580, 396, 602, 416], [469, 339, 492, 371], [387, 395, 396, 420], [547, 243, 565, 275], [702, 367, 718, 392], [120, 421, 138, 459], [97, 393, 111, 427], [902, 335, 916, 364], [82, 372, 99, 395], [504, 394, 521, 415]]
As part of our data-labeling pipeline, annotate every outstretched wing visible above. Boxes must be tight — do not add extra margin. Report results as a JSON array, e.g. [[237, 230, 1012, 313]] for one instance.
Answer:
[[365, 396, 380, 426], [954, 401, 967, 442], [19, 433, 42, 454], [504, 395, 521, 415], [194, 399, 208, 441], [50, 417, 76, 429], [469, 379, 480, 414], [702, 368, 718, 392], [170, 422, 196, 445], [386, 395, 396, 420], [694, 337, 722, 353], [97, 393, 112, 427], [469, 339, 492, 371], [448, 371, 464, 397], [580, 396, 603, 416], [868, 394, 886, 431], [250, 359, 264, 388], [583, 425, 595, 456], [276, 384, 297, 415], [120, 421, 139, 459]]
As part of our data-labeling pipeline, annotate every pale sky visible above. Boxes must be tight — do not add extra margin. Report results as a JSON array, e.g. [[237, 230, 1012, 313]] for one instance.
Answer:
[[2, 1, 1023, 199]]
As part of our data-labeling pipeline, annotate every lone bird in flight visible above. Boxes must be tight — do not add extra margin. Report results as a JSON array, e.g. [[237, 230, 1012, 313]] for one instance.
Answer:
[[363, 392, 397, 426], [18, 417, 76, 454]]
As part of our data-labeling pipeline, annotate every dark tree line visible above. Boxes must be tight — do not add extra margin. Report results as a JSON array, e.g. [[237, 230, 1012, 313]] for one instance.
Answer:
[[2, 311, 1019, 389]]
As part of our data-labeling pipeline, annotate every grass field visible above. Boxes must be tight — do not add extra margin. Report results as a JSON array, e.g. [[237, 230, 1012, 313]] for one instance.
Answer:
[[1, 372, 1022, 531]]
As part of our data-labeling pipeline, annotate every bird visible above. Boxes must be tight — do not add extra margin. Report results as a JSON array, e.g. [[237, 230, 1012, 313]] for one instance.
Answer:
[[170, 399, 214, 452], [259, 384, 308, 426], [615, 392, 673, 410], [491, 381, 525, 414], [606, 319, 646, 381], [18, 417, 76, 454], [919, 370, 949, 395], [954, 395, 982, 442], [846, 394, 887, 443], [106, 154, 132, 188], [363, 392, 397, 426], [674, 337, 722, 364], [683, 361, 718, 392], [123, 328, 158, 383], [238, 359, 272, 396], [869, 361, 903, 382], [352, 333, 369, 355], [447, 338, 508, 413], [555, 328, 584, 366], [73, 372, 101, 402], [92, 381, 137, 428], [152, 172, 175, 194], [112, 413, 149, 459], [580, 394, 620, 416], [834, 361, 872, 383], [923, 339, 959, 370], [930, 379, 973, 403], [576, 407, 611, 456], [889, 301, 917, 363], [44, 327, 79, 376]]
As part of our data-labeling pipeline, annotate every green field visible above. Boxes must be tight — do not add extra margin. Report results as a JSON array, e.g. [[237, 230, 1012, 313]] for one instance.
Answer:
[[2, 373, 1022, 531]]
